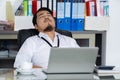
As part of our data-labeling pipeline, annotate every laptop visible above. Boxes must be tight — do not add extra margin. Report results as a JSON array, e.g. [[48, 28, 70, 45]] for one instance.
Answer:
[[43, 47, 99, 74]]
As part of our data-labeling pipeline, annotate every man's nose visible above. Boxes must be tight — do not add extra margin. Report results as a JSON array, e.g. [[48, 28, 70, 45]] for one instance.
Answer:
[[44, 17, 50, 22]]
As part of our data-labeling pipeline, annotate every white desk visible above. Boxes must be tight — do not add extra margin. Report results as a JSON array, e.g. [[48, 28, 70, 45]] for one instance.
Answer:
[[1, 68, 120, 80], [0, 68, 46, 80]]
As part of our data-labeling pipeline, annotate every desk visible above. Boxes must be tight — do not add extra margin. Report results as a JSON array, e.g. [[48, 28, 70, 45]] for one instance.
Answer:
[[0, 68, 120, 80], [0, 68, 46, 80]]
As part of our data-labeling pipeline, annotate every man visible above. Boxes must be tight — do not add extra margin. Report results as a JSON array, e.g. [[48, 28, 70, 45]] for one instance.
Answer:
[[14, 7, 79, 69]]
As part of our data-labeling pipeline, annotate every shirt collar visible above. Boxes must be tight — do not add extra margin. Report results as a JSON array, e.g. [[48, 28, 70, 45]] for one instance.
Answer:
[[38, 32, 59, 38]]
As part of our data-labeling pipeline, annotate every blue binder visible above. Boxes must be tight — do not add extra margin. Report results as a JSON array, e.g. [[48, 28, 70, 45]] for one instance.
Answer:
[[64, 0, 71, 31], [77, 0, 85, 31], [56, 0, 65, 30], [71, 0, 78, 31], [28, 0, 32, 16]]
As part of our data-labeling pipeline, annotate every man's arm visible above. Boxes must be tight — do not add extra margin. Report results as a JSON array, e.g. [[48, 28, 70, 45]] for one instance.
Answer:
[[33, 65, 42, 68]]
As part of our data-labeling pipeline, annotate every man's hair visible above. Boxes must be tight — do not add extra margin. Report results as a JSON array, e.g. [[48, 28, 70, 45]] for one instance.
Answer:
[[32, 7, 53, 26]]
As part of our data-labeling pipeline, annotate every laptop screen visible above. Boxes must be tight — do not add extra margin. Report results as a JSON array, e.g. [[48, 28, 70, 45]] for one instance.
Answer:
[[45, 47, 98, 74]]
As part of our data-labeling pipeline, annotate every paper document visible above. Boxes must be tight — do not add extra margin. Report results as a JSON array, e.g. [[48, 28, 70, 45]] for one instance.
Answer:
[[97, 70, 120, 74]]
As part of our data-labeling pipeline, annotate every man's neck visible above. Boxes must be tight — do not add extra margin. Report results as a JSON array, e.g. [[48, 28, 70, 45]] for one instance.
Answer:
[[44, 30, 55, 41]]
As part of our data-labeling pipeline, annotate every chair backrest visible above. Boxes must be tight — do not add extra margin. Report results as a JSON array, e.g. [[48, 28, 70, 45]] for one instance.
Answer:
[[17, 29, 72, 49]]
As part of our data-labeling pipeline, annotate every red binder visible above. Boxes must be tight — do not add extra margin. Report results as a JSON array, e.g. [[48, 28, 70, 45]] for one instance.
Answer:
[[86, 0, 97, 16], [86, 1, 90, 16], [32, 0, 37, 15], [94, 0, 97, 16]]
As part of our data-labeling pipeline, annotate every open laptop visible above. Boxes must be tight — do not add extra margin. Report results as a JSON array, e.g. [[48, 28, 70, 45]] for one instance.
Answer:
[[43, 47, 99, 74]]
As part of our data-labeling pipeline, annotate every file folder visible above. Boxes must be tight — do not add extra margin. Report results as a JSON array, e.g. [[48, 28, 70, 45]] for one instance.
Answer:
[[48, 0, 53, 11], [32, 0, 37, 15], [86, 0, 97, 16], [96, 0, 101, 16], [71, 0, 78, 31], [28, 0, 32, 16], [86, 1, 90, 16], [41, 0, 48, 8], [103, 0, 109, 16], [89, 1, 95, 16], [77, 0, 85, 31], [64, 0, 71, 31], [53, 0, 57, 17], [94, 0, 97, 16], [56, 0, 65, 30], [37, 0, 41, 10], [23, 0, 28, 16]]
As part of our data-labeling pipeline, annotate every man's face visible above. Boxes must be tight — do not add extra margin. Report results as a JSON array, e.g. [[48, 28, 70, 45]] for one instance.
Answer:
[[35, 10, 55, 32]]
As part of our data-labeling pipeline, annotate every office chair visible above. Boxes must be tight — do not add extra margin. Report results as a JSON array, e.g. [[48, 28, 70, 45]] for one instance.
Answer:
[[17, 28, 72, 49]]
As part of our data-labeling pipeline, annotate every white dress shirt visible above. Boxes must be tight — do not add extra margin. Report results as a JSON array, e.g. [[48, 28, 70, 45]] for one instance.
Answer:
[[14, 32, 79, 69]]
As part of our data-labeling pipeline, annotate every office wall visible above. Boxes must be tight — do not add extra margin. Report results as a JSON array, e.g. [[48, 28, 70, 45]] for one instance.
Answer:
[[8, 0, 15, 6], [105, 0, 120, 68]]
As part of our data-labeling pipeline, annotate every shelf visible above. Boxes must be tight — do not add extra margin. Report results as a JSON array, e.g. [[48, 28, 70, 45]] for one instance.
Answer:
[[0, 31, 17, 39], [0, 57, 15, 60], [72, 31, 106, 47], [0, 30, 106, 39], [71, 30, 106, 34]]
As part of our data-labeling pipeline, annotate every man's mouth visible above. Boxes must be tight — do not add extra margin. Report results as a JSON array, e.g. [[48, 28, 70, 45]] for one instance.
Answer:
[[43, 24, 53, 32]]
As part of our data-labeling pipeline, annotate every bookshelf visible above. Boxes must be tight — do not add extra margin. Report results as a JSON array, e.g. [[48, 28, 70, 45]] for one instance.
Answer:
[[0, 0, 109, 68], [0, 0, 109, 31], [0, 31, 18, 68]]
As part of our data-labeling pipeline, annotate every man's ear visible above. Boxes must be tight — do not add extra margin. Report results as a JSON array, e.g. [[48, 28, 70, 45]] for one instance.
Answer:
[[34, 24, 38, 30]]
